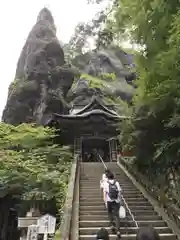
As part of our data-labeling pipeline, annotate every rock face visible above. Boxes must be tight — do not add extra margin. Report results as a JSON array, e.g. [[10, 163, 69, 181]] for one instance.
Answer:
[[2, 8, 136, 125], [67, 46, 136, 106], [2, 8, 75, 125]]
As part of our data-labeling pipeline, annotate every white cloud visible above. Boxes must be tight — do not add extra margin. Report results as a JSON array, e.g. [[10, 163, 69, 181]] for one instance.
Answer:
[[0, 0, 106, 119]]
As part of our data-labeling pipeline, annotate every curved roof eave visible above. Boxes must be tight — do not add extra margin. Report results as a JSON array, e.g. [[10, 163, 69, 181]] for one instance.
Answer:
[[72, 96, 119, 116], [53, 110, 129, 120]]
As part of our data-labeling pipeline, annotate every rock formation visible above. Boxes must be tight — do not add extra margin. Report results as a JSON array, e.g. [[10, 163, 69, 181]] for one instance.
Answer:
[[2, 8, 136, 125], [2, 8, 75, 125], [67, 46, 136, 106]]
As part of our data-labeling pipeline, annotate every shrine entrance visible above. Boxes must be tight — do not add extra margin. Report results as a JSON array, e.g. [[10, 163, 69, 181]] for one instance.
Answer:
[[82, 137, 110, 162], [46, 97, 125, 162]]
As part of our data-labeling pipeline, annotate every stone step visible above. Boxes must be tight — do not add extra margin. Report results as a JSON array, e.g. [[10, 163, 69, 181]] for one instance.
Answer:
[[78, 164, 177, 240], [80, 188, 142, 191], [80, 201, 151, 207], [80, 212, 135, 217], [79, 215, 162, 221], [81, 185, 136, 189], [80, 196, 144, 200], [80, 176, 130, 179], [79, 233, 177, 240], [81, 172, 128, 174], [79, 190, 143, 194], [80, 180, 133, 183], [80, 180, 133, 182], [80, 179, 133, 181], [81, 184, 140, 188], [81, 176, 129, 178], [80, 185, 136, 189], [79, 192, 145, 197], [79, 205, 154, 211], [79, 210, 157, 216], [79, 197, 147, 202], [80, 184, 136, 187], [80, 191, 144, 198], [80, 179, 132, 181], [80, 189, 141, 194], [80, 179, 133, 182], [79, 227, 172, 235], [79, 220, 167, 228], [80, 194, 144, 199], [79, 197, 145, 201], [79, 196, 147, 203], [81, 187, 136, 191]]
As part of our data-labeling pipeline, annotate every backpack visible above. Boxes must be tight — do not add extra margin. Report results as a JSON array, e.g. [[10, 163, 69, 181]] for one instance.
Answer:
[[108, 181, 118, 200]]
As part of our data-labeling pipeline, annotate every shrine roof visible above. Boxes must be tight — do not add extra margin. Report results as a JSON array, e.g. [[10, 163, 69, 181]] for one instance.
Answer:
[[69, 96, 118, 117], [53, 110, 127, 120], [43, 97, 130, 127]]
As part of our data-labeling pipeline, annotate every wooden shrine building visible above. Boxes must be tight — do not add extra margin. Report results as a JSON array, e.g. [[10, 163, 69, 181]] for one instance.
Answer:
[[46, 97, 128, 162]]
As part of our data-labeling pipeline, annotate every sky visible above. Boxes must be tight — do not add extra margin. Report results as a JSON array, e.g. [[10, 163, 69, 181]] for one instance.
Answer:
[[0, 0, 108, 118]]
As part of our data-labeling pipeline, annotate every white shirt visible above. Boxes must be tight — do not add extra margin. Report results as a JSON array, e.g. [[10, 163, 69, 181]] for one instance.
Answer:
[[100, 173, 108, 189], [103, 179, 122, 203]]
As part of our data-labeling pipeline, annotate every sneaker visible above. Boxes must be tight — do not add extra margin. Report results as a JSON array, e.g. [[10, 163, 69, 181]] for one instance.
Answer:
[[111, 226, 116, 234], [117, 231, 121, 239]]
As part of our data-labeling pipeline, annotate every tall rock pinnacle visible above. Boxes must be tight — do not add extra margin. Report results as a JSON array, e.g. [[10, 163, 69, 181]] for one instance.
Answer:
[[2, 8, 74, 125], [37, 7, 55, 23], [15, 7, 64, 80]]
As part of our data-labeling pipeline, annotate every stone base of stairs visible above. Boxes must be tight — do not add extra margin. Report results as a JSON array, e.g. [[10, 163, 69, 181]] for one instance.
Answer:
[[80, 233, 176, 240], [78, 163, 178, 240]]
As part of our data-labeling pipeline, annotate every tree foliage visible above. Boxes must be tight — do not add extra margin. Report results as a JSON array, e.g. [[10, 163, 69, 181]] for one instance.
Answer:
[[63, 0, 117, 60], [0, 123, 72, 215], [104, 0, 180, 201]]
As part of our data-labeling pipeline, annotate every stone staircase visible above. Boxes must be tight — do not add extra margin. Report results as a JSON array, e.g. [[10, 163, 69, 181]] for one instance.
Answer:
[[79, 162, 177, 240]]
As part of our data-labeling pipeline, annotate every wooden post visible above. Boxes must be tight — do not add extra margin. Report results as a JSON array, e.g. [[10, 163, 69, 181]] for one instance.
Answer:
[[108, 137, 118, 162], [26, 208, 40, 217], [74, 137, 81, 155]]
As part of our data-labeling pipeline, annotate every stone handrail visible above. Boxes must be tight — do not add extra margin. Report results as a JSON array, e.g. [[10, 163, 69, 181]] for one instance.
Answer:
[[118, 156, 180, 228], [59, 154, 79, 240]]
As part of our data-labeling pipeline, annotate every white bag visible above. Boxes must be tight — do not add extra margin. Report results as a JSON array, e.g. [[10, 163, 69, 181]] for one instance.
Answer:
[[119, 206, 126, 219], [100, 180, 104, 189]]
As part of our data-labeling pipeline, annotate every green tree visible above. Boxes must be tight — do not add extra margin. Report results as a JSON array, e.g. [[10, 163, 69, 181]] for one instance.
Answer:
[[63, 1, 116, 60], [108, 0, 180, 201], [0, 123, 72, 216]]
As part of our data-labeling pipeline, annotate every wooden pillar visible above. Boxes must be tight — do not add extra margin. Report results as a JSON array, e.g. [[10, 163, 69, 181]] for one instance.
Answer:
[[74, 137, 82, 159], [0, 196, 19, 240], [108, 140, 112, 162], [108, 137, 118, 162]]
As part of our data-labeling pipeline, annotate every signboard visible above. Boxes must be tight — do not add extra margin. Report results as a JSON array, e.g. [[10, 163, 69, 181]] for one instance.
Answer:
[[27, 224, 39, 240], [37, 214, 56, 234]]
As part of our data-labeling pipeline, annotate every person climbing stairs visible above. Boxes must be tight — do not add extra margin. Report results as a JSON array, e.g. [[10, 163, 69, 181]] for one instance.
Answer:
[[79, 162, 177, 240]]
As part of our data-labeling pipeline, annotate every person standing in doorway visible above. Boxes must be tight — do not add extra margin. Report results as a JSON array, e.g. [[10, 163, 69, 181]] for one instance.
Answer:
[[84, 152, 88, 162], [103, 172, 122, 238]]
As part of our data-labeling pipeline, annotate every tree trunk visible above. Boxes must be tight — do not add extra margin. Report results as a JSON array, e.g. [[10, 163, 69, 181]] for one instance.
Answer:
[[0, 195, 19, 240]]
